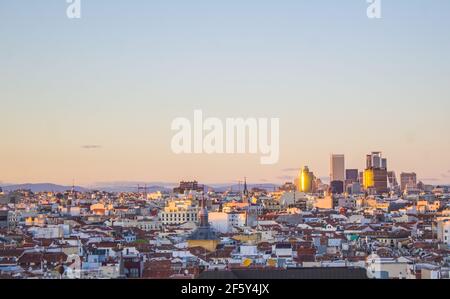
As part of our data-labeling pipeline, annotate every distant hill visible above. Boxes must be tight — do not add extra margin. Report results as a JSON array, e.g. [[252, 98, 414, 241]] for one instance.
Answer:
[[88, 183, 278, 193], [208, 183, 280, 192], [88, 182, 175, 193], [92, 185, 173, 193], [0, 182, 281, 193], [1, 183, 88, 193]]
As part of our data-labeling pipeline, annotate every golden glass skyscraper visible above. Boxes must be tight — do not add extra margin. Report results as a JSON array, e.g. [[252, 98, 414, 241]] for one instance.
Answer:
[[363, 152, 389, 194], [298, 166, 314, 193]]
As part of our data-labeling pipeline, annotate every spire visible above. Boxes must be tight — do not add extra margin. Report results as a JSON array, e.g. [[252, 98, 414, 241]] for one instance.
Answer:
[[243, 177, 249, 200], [200, 195, 205, 209], [198, 195, 209, 227]]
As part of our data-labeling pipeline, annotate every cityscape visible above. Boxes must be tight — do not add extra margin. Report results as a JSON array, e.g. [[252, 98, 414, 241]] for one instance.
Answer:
[[1, 151, 449, 279], [1, 1, 450, 289]]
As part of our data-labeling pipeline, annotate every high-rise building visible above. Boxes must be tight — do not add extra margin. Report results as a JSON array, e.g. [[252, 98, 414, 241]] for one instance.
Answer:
[[330, 181, 344, 194], [330, 154, 345, 183], [373, 168, 388, 194], [381, 158, 387, 170], [347, 182, 362, 194], [366, 152, 383, 169], [345, 169, 360, 194], [359, 171, 364, 184], [387, 171, 398, 189], [363, 152, 388, 194], [400, 172, 417, 192], [366, 155, 372, 169], [298, 166, 314, 193]]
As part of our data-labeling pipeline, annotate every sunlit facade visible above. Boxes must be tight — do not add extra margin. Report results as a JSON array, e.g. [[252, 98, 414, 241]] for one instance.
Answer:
[[298, 166, 314, 193], [330, 154, 345, 182], [363, 169, 375, 189]]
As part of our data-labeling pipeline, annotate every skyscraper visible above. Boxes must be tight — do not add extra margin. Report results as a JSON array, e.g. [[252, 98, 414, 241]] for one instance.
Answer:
[[367, 152, 383, 168], [400, 172, 417, 192], [346, 169, 359, 183], [330, 154, 345, 183], [381, 158, 387, 170], [330, 180, 344, 194], [387, 171, 399, 189], [363, 152, 388, 194], [298, 166, 314, 193]]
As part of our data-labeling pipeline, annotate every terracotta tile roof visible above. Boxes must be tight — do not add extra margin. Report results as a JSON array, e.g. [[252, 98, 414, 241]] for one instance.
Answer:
[[207, 247, 233, 259], [0, 248, 25, 258], [18, 253, 42, 265], [149, 252, 172, 259], [142, 259, 174, 279]]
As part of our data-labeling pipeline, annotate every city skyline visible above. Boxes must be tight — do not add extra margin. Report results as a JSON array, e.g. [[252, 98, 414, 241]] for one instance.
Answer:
[[1, 150, 448, 188], [1, 1, 450, 185], [2, 0, 450, 286]]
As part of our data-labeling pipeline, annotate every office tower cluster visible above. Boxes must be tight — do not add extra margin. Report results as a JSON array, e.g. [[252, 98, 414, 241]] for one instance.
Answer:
[[294, 151, 423, 196], [363, 152, 389, 195]]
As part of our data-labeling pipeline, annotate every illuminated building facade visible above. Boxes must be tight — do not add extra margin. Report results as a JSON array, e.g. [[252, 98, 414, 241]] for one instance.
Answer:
[[298, 166, 314, 193], [363, 152, 389, 194], [363, 169, 375, 189], [159, 200, 199, 225]]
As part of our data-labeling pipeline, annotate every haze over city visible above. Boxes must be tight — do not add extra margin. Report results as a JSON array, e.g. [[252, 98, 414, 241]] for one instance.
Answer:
[[1, 0, 449, 186], [2, 0, 450, 286]]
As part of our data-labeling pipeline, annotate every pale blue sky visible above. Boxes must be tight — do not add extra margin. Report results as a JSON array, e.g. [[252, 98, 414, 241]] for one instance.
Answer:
[[1, 0, 449, 185]]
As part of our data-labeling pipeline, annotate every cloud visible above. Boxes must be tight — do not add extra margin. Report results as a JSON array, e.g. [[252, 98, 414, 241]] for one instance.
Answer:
[[81, 145, 102, 149], [277, 175, 293, 181]]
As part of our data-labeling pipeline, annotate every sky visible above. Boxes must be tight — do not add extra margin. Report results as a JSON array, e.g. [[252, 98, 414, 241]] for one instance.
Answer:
[[1, 0, 450, 186]]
